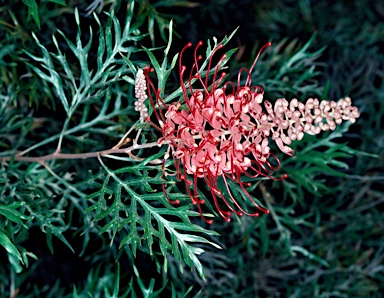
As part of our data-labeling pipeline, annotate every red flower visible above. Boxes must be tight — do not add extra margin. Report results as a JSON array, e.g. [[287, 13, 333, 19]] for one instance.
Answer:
[[138, 41, 359, 223]]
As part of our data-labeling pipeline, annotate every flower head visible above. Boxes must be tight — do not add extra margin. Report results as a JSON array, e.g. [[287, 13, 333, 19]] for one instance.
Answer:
[[139, 41, 360, 223]]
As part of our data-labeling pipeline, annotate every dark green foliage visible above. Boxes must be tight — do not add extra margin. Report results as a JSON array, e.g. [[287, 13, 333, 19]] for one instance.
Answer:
[[1, 0, 382, 297]]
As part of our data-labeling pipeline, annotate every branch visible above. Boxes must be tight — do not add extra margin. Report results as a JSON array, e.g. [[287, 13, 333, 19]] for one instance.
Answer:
[[0, 141, 162, 163]]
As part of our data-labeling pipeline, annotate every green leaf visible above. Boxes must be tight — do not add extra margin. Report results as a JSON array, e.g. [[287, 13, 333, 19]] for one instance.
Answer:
[[291, 245, 329, 267], [24, 3, 142, 120], [0, 204, 28, 226], [22, 0, 40, 28], [46, 226, 74, 254], [88, 156, 220, 280], [57, 9, 93, 93], [24, 33, 69, 114], [0, 230, 22, 262]]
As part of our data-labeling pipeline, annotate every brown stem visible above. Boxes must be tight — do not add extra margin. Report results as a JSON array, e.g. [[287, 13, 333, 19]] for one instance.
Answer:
[[0, 141, 162, 163]]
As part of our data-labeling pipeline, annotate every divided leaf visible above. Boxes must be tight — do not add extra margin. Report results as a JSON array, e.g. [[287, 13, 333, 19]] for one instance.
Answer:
[[85, 156, 220, 280]]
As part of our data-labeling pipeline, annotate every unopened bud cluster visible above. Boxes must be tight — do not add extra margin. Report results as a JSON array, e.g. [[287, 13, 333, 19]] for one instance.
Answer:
[[266, 96, 360, 155], [134, 69, 148, 122]]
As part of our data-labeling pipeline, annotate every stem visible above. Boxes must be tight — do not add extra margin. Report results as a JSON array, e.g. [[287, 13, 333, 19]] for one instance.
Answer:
[[2, 141, 162, 163], [55, 110, 74, 154], [113, 120, 139, 149], [4, 127, 235, 164]]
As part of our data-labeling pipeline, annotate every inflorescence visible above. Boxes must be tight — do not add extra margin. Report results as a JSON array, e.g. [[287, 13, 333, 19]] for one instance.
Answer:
[[134, 41, 360, 223]]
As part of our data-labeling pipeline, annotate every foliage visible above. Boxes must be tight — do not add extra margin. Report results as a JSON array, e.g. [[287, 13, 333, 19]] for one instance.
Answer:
[[0, 0, 383, 297]]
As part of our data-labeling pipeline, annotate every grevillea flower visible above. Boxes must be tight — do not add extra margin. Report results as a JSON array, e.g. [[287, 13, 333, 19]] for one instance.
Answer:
[[137, 41, 360, 223]]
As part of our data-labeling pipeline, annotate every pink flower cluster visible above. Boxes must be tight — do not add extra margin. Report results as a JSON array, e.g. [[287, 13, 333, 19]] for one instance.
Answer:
[[138, 41, 360, 223]]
